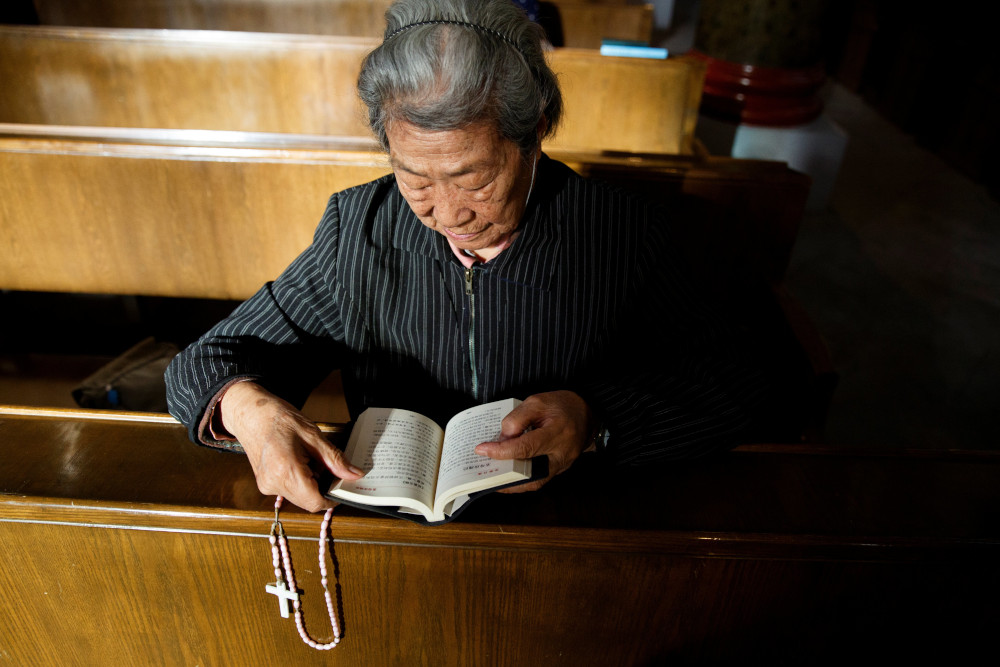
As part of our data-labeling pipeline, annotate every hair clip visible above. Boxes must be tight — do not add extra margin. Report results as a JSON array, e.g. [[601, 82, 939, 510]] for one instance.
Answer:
[[386, 19, 523, 56]]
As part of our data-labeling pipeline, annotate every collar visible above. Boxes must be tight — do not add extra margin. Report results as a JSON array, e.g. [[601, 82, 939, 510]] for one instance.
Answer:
[[445, 231, 520, 268]]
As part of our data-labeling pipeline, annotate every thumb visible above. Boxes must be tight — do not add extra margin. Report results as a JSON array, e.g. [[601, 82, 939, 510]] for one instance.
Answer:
[[498, 401, 540, 440], [475, 430, 539, 460]]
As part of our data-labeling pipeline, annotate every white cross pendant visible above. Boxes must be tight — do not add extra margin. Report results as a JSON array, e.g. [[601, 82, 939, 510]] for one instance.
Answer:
[[265, 580, 300, 618]]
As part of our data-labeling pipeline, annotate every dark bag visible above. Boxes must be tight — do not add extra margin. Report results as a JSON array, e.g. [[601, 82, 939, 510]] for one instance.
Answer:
[[72, 337, 179, 412]]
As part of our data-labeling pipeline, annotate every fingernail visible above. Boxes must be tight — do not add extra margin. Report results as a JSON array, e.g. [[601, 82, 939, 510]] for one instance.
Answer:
[[349, 465, 364, 476]]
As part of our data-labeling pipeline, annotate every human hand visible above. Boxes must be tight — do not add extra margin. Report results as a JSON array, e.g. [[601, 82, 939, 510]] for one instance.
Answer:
[[219, 381, 364, 512], [474, 390, 593, 493]]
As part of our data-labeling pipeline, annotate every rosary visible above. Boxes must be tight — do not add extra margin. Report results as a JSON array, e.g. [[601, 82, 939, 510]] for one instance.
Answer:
[[265, 496, 342, 650]]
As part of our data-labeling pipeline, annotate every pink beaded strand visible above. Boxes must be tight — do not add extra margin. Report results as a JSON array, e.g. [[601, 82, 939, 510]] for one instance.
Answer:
[[270, 496, 342, 650]]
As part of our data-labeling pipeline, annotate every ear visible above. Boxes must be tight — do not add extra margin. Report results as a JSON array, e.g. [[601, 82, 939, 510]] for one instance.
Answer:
[[536, 116, 549, 143]]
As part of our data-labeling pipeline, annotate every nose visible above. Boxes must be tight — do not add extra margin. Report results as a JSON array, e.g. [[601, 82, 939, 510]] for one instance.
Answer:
[[431, 190, 474, 228]]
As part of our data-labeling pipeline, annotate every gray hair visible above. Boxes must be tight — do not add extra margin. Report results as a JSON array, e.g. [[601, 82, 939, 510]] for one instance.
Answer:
[[357, 0, 562, 156]]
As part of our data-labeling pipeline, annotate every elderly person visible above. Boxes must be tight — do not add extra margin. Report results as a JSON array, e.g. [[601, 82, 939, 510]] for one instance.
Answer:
[[165, 0, 768, 513]]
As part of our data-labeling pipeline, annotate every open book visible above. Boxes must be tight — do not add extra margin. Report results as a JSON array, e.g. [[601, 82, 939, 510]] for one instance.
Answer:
[[326, 398, 546, 525]]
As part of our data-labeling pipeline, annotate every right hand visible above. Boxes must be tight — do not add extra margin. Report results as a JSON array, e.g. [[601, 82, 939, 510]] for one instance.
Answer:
[[219, 381, 364, 513]]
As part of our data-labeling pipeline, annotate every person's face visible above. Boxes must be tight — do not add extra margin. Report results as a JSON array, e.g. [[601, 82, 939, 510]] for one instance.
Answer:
[[387, 120, 535, 256]]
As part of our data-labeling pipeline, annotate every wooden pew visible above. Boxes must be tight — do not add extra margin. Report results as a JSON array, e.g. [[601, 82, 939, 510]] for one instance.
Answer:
[[0, 24, 703, 155], [0, 128, 388, 300], [0, 123, 831, 439], [29, 0, 655, 49], [545, 1, 654, 48], [32, 0, 395, 37], [1, 406, 996, 664], [0, 125, 799, 300]]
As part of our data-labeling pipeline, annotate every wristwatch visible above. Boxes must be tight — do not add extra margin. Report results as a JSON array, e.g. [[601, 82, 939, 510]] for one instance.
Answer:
[[585, 422, 610, 453]]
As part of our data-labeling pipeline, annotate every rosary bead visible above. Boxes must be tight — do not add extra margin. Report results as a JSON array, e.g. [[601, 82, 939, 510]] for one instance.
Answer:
[[268, 497, 342, 650]]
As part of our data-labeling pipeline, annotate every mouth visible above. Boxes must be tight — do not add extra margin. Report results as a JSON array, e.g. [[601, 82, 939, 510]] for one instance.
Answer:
[[442, 226, 484, 241]]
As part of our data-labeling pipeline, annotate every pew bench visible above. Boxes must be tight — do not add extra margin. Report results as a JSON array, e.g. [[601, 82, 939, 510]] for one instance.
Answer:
[[545, 1, 654, 48], [0, 24, 703, 155], [0, 124, 832, 440], [0, 125, 804, 299], [29, 0, 656, 49], [1, 406, 996, 664]]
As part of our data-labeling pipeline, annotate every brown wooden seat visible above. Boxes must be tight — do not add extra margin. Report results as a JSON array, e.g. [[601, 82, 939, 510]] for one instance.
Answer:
[[541, 1, 654, 48], [0, 123, 833, 440], [0, 128, 389, 299], [33, 0, 396, 37], [0, 127, 798, 300], [29, 0, 655, 49], [1, 407, 995, 664], [0, 24, 703, 155]]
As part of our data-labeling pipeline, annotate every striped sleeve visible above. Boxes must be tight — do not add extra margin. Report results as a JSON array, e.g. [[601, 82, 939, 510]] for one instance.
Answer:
[[164, 193, 348, 446]]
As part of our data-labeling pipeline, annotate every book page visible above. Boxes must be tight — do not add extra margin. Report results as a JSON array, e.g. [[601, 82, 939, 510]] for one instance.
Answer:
[[332, 408, 443, 511], [435, 398, 525, 505]]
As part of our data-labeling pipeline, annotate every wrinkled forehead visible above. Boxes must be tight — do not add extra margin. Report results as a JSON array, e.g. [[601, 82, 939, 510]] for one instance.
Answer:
[[386, 120, 518, 178]]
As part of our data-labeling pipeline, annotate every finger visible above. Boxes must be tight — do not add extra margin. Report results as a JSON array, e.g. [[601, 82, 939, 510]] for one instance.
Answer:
[[475, 430, 541, 460], [287, 476, 338, 513], [255, 454, 336, 513], [300, 430, 365, 480], [497, 477, 550, 494], [498, 400, 545, 439]]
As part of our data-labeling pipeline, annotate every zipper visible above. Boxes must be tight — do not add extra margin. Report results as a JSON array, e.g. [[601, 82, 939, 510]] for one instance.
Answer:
[[464, 266, 478, 399]]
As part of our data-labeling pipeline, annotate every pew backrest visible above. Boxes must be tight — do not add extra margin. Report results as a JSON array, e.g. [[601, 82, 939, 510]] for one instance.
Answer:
[[0, 25, 703, 155], [32, 0, 395, 38], [0, 126, 806, 301], [549, 2, 654, 48], [0, 26, 375, 138], [0, 125, 822, 440], [0, 129, 391, 299], [30, 0, 653, 48]]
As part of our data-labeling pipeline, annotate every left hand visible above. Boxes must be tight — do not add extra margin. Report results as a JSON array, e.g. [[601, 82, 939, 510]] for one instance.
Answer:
[[474, 390, 593, 492]]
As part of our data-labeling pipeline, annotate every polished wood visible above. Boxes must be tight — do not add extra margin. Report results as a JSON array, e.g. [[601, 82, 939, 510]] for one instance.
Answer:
[[551, 46, 703, 154], [0, 131, 390, 299], [31, 0, 653, 49], [1, 408, 996, 663], [550, 2, 653, 48], [0, 24, 704, 154], [0, 353, 114, 408], [34, 0, 395, 37], [0, 26, 375, 137], [0, 127, 802, 299], [566, 149, 809, 286], [0, 124, 823, 437]]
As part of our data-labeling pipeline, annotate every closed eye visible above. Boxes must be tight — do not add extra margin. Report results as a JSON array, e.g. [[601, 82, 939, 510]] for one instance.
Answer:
[[460, 181, 494, 197]]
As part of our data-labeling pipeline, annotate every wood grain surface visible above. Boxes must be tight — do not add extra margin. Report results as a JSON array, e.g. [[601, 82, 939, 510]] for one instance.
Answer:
[[0, 25, 703, 154], [30, 0, 654, 49], [1, 408, 997, 663]]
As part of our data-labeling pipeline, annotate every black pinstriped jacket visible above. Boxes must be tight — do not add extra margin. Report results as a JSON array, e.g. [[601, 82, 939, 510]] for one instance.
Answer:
[[165, 156, 768, 464]]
